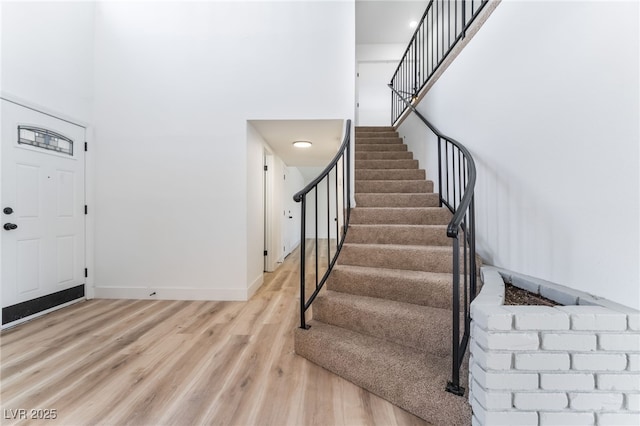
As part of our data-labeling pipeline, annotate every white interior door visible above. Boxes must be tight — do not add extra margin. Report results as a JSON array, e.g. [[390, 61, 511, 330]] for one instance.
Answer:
[[1, 100, 86, 326], [357, 61, 399, 126], [285, 167, 304, 256]]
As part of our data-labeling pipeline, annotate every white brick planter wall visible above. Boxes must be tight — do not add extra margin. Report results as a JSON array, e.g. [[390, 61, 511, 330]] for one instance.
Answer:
[[469, 268, 640, 425]]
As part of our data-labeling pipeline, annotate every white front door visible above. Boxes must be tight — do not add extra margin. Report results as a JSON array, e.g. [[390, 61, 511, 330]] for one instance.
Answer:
[[1, 100, 86, 326]]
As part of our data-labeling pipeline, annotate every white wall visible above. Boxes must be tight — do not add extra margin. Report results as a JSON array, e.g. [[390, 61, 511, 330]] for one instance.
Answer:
[[356, 43, 406, 63], [0, 1, 95, 123], [398, 1, 640, 309], [246, 122, 266, 295], [92, 1, 355, 300], [356, 43, 405, 126]]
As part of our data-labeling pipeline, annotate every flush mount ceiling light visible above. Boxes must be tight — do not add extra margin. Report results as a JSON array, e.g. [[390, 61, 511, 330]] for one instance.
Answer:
[[409, 20, 418, 29], [292, 140, 312, 148]]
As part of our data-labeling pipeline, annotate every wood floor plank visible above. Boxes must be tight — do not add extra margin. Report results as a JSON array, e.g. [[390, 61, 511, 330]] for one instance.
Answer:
[[0, 243, 430, 426], [0, 299, 121, 346], [40, 301, 198, 421], [2, 301, 185, 409], [196, 324, 281, 425], [0, 299, 167, 396], [0, 299, 135, 370], [105, 324, 240, 425]]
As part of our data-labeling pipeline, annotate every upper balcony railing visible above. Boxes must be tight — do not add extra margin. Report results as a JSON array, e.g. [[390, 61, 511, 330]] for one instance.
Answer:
[[390, 0, 489, 124]]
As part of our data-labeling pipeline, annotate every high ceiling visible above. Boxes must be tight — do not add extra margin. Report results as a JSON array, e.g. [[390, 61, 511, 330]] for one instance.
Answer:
[[250, 2, 427, 172], [356, 0, 428, 44]]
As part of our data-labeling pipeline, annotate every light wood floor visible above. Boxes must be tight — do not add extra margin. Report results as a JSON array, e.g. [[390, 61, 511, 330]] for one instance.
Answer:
[[0, 242, 429, 426]]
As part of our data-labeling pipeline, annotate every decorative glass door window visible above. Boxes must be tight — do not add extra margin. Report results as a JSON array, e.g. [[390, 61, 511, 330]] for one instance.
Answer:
[[18, 126, 74, 156]]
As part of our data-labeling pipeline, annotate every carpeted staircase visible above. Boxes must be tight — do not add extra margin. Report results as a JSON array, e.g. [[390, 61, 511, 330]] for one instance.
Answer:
[[294, 126, 472, 425]]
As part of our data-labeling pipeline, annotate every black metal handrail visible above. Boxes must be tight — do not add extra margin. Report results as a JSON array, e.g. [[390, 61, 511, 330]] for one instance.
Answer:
[[389, 85, 477, 396], [390, 0, 489, 124], [294, 119, 351, 330]]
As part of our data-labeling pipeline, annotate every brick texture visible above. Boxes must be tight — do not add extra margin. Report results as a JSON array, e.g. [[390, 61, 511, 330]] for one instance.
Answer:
[[515, 353, 569, 371], [540, 373, 594, 391], [572, 353, 627, 371], [469, 269, 640, 426], [539, 411, 595, 426], [542, 333, 597, 351], [569, 392, 623, 410]]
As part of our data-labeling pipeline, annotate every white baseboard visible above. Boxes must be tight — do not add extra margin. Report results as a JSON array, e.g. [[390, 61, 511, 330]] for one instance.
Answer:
[[93, 286, 250, 301]]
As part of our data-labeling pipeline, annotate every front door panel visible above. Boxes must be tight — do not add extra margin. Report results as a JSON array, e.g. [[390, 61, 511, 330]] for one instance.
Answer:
[[1, 100, 86, 325]]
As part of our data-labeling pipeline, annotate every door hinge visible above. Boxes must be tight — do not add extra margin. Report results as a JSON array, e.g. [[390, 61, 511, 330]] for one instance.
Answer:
[[264, 250, 268, 256], [84, 142, 88, 152], [84, 205, 88, 215], [264, 165, 268, 171], [84, 268, 88, 278]]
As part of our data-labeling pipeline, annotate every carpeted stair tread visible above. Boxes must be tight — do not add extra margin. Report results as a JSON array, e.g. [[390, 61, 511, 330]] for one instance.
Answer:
[[355, 180, 434, 194], [355, 193, 440, 207], [339, 243, 467, 274], [355, 137, 403, 145], [355, 151, 413, 160], [327, 264, 454, 310], [313, 290, 451, 356], [354, 131, 399, 138], [355, 126, 395, 132], [294, 320, 471, 425], [355, 159, 419, 169], [355, 169, 425, 180], [346, 224, 451, 246], [356, 144, 408, 152], [350, 207, 451, 225]]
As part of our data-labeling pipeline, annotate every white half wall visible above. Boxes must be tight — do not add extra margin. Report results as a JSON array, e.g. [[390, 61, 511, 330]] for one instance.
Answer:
[[398, 1, 640, 309], [92, 1, 355, 300]]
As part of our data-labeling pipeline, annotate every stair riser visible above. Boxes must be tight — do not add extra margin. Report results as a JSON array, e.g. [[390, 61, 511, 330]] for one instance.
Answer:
[[355, 193, 440, 207], [355, 152, 413, 160], [355, 144, 407, 152], [346, 225, 452, 246], [350, 208, 451, 225], [355, 137, 403, 145], [339, 245, 466, 274], [313, 293, 451, 356], [355, 132, 399, 138], [327, 267, 454, 310], [355, 126, 395, 132], [355, 169, 425, 180], [355, 180, 433, 194], [355, 160, 418, 169]]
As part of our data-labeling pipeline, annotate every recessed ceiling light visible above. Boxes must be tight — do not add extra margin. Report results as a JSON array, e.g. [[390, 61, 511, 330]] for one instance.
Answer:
[[293, 140, 312, 148], [409, 20, 418, 29]]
